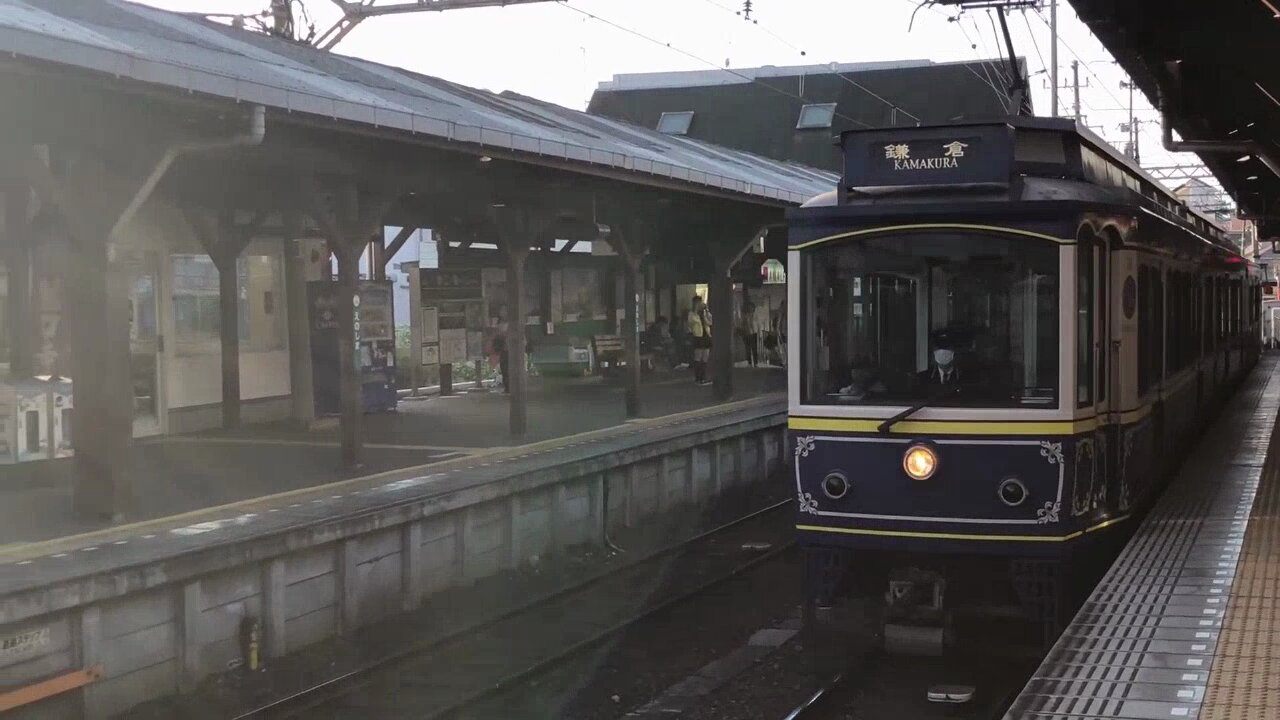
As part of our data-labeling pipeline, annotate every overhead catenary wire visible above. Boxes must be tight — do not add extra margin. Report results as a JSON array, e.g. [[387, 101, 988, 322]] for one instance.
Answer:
[[686, 0, 921, 122], [952, 18, 1012, 111], [1030, 8, 1176, 162], [693, 0, 809, 57], [559, 2, 874, 127], [893, 0, 1012, 114]]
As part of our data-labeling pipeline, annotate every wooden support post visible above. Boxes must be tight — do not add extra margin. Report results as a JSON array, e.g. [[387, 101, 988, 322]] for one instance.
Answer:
[[608, 226, 646, 418], [188, 209, 262, 430], [505, 242, 529, 435], [25, 149, 134, 520], [491, 205, 555, 437], [215, 249, 243, 429], [334, 242, 363, 470], [4, 185, 33, 377], [710, 258, 734, 401], [383, 226, 415, 266], [307, 181, 391, 472], [282, 215, 316, 427], [440, 361, 453, 396]]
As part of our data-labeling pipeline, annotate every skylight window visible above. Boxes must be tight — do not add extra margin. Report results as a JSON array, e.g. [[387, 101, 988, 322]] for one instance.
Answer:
[[656, 111, 694, 135], [796, 103, 837, 129]]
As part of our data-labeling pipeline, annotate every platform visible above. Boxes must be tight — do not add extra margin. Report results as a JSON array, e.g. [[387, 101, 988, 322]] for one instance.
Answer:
[[0, 367, 783, 547], [1006, 355, 1280, 719]]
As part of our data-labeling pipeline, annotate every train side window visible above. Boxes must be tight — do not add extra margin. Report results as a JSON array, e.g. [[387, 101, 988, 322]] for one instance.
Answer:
[[1076, 238, 1093, 407], [1097, 241, 1107, 404], [1155, 269, 1165, 381]]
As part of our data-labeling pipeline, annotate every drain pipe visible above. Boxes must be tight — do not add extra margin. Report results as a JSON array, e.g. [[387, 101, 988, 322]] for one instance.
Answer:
[[1158, 89, 1280, 180], [110, 104, 267, 239]]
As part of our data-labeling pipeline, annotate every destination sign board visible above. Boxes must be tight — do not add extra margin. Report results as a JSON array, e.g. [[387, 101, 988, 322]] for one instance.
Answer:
[[842, 124, 1013, 189]]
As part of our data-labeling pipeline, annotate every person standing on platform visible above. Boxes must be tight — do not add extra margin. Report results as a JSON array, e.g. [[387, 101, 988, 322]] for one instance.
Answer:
[[493, 323, 510, 394], [687, 295, 712, 385], [740, 300, 765, 367]]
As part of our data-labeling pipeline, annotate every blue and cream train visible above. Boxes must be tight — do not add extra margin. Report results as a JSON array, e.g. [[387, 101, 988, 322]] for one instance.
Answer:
[[785, 117, 1261, 632]]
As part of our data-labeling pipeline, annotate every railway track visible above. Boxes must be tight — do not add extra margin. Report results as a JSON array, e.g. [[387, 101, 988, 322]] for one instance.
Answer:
[[782, 650, 1033, 720], [235, 497, 796, 719]]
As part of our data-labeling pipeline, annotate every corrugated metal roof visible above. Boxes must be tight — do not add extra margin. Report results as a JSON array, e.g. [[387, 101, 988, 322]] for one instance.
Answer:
[[0, 0, 838, 205]]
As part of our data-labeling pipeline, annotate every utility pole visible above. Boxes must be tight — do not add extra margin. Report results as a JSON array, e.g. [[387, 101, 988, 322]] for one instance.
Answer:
[[1071, 60, 1081, 123], [1119, 79, 1140, 163], [1049, 0, 1059, 117]]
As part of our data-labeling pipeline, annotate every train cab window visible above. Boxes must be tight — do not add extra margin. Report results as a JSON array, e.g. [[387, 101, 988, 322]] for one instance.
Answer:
[[800, 230, 1060, 408], [1076, 238, 1093, 407]]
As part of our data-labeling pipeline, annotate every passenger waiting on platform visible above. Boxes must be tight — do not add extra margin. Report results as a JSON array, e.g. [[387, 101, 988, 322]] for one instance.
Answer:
[[492, 324, 533, 394], [687, 296, 712, 385], [739, 300, 766, 367]]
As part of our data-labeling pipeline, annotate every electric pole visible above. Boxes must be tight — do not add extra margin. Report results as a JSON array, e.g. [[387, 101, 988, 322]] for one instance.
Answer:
[[1071, 60, 1081, 123], [1119, 79, 1140, 163], [1049, 0, 1059, 117]]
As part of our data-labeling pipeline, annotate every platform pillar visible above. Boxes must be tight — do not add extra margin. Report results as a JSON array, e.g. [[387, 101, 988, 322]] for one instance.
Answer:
[[283, 218, 316, 427], [188, 208, 263, 430], [3, 184, 34, 377], [709, 258, 734, 401], [606, 221, 648, 418], [308, 182, 391, 471], [492, 205, 553, 438], [504, 242, 528, 435], [25, 147, 136, 521]]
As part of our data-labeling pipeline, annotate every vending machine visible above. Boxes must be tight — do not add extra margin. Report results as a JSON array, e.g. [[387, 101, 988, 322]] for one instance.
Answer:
[[307, 279, 398, 416]]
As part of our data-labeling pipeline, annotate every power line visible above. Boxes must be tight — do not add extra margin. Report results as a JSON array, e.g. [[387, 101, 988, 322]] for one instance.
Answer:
[[953, 19, 1012, 111], [970, 15, 1010, 90], [559, 2, 873, 127], [892, 0, 1012, 112], [693, 0, 809, 57], [1030, 9, 1171, 159], [832, 71, 922, 123]]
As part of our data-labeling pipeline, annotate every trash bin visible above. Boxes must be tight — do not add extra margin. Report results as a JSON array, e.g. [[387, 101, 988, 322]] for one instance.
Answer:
[[0, 381, 15, 464], [46, 376, 72, 459]]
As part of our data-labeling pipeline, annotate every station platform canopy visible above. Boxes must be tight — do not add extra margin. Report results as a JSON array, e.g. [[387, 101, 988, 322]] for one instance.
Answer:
[[1070, 0, 1280, 238], [0, 0, 836, 205]]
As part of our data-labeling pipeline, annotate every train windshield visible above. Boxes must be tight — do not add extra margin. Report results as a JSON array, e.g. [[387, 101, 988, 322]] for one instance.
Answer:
[[801, 230, 1060, 408]]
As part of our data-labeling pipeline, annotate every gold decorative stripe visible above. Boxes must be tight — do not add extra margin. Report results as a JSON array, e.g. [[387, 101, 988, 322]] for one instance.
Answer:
[[787, 417, 1092, 435], [796, 514, 1130, 543], [789, 223, 1073, 251]]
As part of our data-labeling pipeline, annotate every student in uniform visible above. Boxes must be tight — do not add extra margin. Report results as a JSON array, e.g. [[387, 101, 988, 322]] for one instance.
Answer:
[[687, 296, 712, 385]]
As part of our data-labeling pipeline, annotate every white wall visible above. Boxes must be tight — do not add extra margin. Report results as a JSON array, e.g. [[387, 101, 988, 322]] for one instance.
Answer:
[[165, 349, 292, 409], [124, 200, 294, 421]]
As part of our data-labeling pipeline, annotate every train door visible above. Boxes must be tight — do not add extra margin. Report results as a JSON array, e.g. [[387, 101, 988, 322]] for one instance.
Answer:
[[1110, 249, 1139, 511], [1082, 230, 1111, 514]]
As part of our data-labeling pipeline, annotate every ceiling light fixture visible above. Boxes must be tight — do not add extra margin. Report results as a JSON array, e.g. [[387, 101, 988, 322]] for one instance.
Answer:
[[1261, 0, 1280, 17], [1257, 81, 1280, 109], [1238, 155, 1253, 162], [1248, 175, 1260, 180]]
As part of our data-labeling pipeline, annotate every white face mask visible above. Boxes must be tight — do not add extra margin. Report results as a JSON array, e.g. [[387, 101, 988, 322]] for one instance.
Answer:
[[933, 348, 955, 368]]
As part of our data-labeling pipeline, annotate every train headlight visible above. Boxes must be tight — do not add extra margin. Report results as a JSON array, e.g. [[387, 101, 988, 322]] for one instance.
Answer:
[[998, 478, 1028, 507], [902, 444, 938, 481], [822, 471, 850, 499]]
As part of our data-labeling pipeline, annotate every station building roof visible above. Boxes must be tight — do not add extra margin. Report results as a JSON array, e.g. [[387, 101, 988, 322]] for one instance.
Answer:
[[588, 58, 1027, 173], [0, 0, 837, 205]]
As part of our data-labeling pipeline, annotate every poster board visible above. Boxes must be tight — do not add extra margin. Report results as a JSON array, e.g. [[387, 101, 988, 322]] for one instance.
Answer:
[[439, 328, 468, 364], [420, 269, 485, 365]]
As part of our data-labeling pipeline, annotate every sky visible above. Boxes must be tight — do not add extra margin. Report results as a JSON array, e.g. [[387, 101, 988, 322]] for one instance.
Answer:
[[136, 0, 1217, 193]]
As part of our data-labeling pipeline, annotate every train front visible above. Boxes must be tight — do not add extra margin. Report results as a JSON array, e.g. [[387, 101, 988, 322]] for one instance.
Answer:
[[785, 122, 1093, 635]]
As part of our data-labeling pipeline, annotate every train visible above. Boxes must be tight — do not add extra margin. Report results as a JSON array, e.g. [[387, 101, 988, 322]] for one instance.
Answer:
[[784, 117, 1262, 648]]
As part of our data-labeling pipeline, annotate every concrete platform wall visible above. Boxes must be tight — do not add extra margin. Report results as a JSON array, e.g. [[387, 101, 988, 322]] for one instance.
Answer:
[[1, 412, 785, 719]]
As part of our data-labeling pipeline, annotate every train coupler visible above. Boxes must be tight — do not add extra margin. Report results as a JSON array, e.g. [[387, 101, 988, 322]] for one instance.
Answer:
[[883, 568, 948, 656]]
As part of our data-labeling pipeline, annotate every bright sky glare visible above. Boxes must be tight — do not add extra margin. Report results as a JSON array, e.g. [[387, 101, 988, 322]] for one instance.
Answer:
[[135, 0, 1217, 192]]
